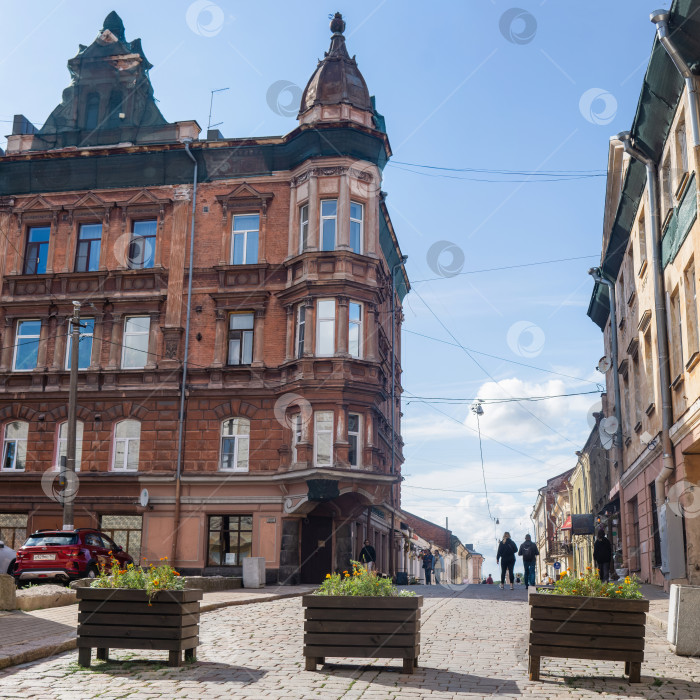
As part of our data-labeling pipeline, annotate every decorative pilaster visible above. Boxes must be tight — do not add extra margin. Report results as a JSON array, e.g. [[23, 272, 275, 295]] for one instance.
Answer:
[[337, 296, 349, 356], [252, 309, 265, 367], [285, 305, 294, 361], [303, 297, 314, 357], [0, 317, 14, 370], [106, 314, 123, 370], [212, 310, 227, 368], [288, 183, 298, 258], [365, 302, 378, 361], [89, 314, 104, 370], [146, 312, 160, 369], [308, 174, 319, 251], [337, 171, 350, 250], [36, 318, 49, 370], [51, 316, 67, 371]]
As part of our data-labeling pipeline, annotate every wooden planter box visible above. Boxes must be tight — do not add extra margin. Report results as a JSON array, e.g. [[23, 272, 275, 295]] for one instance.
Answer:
[[76, 587, 203, 668], [528, 592, 649, 683], [302, 595, 422, 673]]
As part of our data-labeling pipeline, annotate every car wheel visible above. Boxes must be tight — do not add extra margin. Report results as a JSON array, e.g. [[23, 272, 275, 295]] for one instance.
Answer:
[[86, 564, 99, 579]]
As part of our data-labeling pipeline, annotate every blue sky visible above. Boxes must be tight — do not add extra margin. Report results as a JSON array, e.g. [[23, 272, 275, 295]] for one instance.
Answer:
[[0, 1, 671, 568]]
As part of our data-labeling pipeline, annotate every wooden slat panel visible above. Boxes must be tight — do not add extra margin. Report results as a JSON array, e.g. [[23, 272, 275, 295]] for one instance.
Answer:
[[304, 609, 420, 622], [530, 607, 647, 626], [530, 620, 646, 637], [530, 644, 644, 663], [77, 636, 198, 651], [304, 645, 419, 659], [304, 620, 418, 634], [304, 633, 419, 646], [78, 601, 200, 615], [529, 633, 644, 651], [78, 624, 199, 640], [302, 595, 422, 610], [77, 612, 200, 627], [76, 588, 202, 603], [528, 593, 649, 613]]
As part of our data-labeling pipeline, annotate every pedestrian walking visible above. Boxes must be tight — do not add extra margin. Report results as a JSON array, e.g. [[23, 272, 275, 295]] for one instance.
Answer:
[[518, 534, 539, 590], [359, 539, 376, 572], [593, 528, 613, 582], [421, 549, 434, 585], [433, 549, 443, 584], [496, 532, 517, 590]]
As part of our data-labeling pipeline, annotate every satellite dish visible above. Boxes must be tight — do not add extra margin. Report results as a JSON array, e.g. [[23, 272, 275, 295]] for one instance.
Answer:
[[599, 416, 618, 450], [597, 356, 612, 373], [139, 489, 149, 507]]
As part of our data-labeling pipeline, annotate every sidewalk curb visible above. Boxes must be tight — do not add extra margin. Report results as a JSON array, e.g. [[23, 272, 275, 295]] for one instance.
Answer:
[[0, 588, 312, 671]]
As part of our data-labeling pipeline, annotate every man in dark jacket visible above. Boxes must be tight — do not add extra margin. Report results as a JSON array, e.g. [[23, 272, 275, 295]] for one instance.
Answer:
[[421, 549, 434, 585], [496, 532, 518, 590], [593, 528, 613, 582], [518, 534, 539, 590], [359, 539, 376, 572]]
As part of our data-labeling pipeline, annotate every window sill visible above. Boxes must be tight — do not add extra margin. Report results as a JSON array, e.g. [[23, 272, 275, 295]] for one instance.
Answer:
[[634, 421, 643, 434], [638, 260, 648, 279], [686, 351, 700, 373], [218, 470, 249, 474], [675, 171, 690, 201], [627, 290, 636, 307], [645, 403, 656, 417], [671, 373, 685, 390]]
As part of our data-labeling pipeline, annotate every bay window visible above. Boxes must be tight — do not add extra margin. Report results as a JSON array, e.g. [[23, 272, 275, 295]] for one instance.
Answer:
[[314, 411, 333, 467], [316, 299, 335, 356], [350, 201, 363, 254], [320, 200, 337, 251]]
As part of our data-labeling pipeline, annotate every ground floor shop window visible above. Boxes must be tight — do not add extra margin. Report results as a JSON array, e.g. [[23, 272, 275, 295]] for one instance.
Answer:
[[0, 513, 27, 549], [208, 515, 252, 566], [100, 514, 143, 562]]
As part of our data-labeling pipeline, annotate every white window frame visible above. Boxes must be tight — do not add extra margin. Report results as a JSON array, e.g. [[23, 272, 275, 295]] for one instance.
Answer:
[[219, 418, 250, 472], [348, 413, 361, 468], [295, 304, 306, 359], [316, 299, 336, 356], [56, 420, 84, 471], [65, 318, 95, 370], [227, 313, 255, 366], [291, 413, 302, 463], [348, 302, 362, 358], [299, 204, 309, 254], [1, 421, 28, 471], [121, 316, 150, 369], [314, 411, 333, 468], [231, 214, 259, 265], [320, 199, 337, 251], [350, 201, 363, 254], [13, 319, 41, 372], [112, 420, 141, 471]]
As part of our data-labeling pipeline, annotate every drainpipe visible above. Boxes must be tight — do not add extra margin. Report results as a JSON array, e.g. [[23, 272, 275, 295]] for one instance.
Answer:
[[651, 10, 700, 148], [587, 267, 623, 461], [389, 254, 408, 579], [171, 139, 198, 564], [615, 131, 675, 564]]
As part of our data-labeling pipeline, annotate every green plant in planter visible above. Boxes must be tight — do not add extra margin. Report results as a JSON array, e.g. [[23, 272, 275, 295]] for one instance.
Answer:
[[315, 560, 415, 597], [90, 556, 185, 598], [549, 568, 643, 599]]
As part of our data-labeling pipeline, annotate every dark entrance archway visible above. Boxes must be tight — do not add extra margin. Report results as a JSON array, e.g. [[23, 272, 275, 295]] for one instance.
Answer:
[[300, 515, 333, 583]]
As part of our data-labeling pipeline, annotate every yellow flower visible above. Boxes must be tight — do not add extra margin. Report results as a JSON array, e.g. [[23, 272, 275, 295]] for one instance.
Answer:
[[325, 574, 331, 579], [153, 579, 160, 585], [625, 576, 631, 584]]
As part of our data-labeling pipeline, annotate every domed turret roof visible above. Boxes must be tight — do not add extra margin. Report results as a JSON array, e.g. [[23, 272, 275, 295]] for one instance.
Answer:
[[299, 13, 372, 118]]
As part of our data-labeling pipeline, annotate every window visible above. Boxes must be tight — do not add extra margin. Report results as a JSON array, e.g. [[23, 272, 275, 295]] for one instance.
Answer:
[[291, 413, 302, 463], [643, 329, 655, 408], [638, 212, 647, 273], [13, 320, 41, 371], [349, 302, 362, 358], [107, 90, 123, 127], [320, 200, 337, 251], [128, 220, 157, 270], [2, 422, 28, 471], [121, 317, 150, 369], [632, 352, 643, 426], [56, 421, 84, 471], [299, 204, 309, 253], [112, 420, 140, 471], [685, 262, 699, 359], [65, 318, 94, 370], [24, 227, 50, 275], [231, 214, 259, 265], [219, 418, 250, 472], [227, 313, 254, 365], [100, 515, 143, 564], [626, 248, 635, 303], [670, 288, 684, 379], [617, 271, 625, 325], [75, 224, 102, 272], [350, 202, 363, 254], [84, 93, 100, 130], [348, 413, 360, 468], [314, 411, 333, 467], [295, 304, 306, 359], [207, 515, 252, 566], [661, 154, 673, 220], [676, 121, 689, 184], [316, 299, 335, 356]]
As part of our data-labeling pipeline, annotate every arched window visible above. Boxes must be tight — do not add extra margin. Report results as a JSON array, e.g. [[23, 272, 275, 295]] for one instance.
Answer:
[[57, 421, 84, 471], [112, 420, 140, 471], [2, 421, 28, 471], [107, 90, 123, 127], [84, 93, 100, 130], [220, 418, 250, 472]]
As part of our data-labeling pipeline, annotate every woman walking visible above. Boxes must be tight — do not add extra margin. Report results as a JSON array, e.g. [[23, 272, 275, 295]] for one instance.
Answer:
[[496, 532, 518, 590]]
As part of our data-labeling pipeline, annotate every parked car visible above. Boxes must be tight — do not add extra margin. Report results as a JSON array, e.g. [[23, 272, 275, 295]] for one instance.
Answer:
[[13, 528, 133, 584], [0, 540, 16, 575]]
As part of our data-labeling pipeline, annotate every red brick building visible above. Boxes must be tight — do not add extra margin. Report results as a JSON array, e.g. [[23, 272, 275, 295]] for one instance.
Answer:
[[0, 12, 408, 583]]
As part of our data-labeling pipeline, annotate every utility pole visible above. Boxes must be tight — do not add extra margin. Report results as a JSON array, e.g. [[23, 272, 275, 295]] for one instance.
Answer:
[[62, 301, 81, 530]]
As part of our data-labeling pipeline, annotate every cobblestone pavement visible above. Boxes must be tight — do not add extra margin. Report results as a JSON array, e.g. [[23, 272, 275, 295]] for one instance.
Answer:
[[0, 583, 698, 699]]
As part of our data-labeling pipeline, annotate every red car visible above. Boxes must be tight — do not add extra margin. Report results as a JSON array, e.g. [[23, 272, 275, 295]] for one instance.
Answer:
[[13, 528, 133, 584]]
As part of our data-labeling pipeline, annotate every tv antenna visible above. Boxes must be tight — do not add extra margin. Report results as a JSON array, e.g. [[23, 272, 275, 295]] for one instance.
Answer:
[[207, 87, 229, 130]]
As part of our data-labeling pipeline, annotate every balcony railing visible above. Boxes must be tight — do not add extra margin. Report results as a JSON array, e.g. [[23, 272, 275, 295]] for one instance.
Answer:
[[547, 541, 571, 558]]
